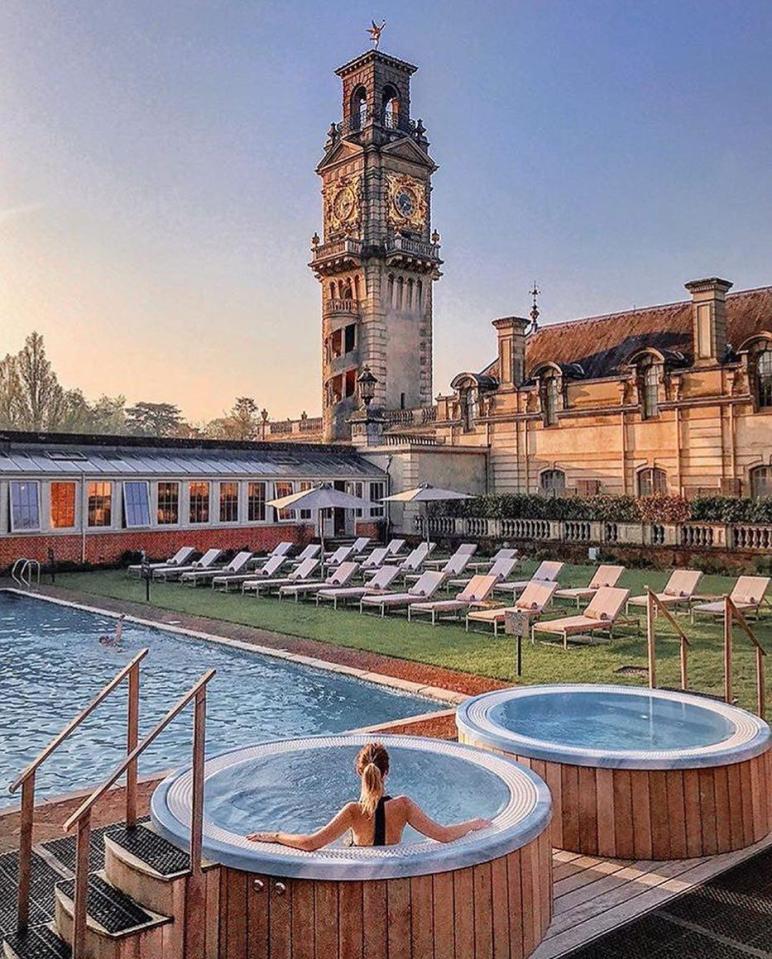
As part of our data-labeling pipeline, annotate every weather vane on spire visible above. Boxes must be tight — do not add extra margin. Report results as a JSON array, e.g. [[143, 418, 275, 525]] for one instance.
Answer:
[[529, 282, 541, 333], [368, 20, 386, 49]]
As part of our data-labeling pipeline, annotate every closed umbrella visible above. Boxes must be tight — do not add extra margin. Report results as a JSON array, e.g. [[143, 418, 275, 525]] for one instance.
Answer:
[[381, 483, 473, 545], [267, 482, 370, 561]]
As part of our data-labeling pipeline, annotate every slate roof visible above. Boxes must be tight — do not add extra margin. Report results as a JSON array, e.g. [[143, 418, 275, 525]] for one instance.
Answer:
[[481, 286, 772, 382], [0, 431, 384, 479]]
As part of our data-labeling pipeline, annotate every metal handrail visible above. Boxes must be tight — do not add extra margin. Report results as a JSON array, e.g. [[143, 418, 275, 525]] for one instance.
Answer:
[[10, 558, 41, 589], [724, 596, 766, 717], [645, 588, 691, 692], [63, 668, 215, 959], [10, 647, 148, 933]]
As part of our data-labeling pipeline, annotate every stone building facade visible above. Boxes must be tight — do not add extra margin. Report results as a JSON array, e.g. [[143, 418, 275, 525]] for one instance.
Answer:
[[309, 50, 442, 441]]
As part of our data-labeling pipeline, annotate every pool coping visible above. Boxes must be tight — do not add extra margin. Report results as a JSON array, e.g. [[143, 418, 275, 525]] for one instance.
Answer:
[[457, 683, 771, 770], [0, 586, 467, 706]]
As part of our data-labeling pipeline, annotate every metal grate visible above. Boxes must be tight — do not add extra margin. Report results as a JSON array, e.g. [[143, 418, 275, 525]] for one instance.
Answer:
[[106, 824, 190, 877], [55, 874, 157, 935], [2, 924, 72, 959], [0, 853, 63, 936]]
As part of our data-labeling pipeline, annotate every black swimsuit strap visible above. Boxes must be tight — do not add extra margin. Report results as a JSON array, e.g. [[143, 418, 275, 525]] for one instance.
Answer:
[[373, 795, 391, 846]]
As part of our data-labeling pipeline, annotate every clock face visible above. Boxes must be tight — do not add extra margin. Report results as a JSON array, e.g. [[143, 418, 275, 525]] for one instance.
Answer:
[[332, 186, 355, 222], [394, 189, 416, 219]]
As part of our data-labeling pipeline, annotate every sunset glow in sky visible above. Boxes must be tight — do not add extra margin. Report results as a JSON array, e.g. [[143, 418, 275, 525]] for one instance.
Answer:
[[3, 0, 772, 421]]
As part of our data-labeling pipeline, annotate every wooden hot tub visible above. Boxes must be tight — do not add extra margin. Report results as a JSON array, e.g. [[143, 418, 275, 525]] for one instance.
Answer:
[[457, 684, 771, 860], [152, 734, 555, 958]]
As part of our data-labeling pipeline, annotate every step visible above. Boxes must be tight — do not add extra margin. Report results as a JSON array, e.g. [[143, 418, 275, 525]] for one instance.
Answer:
[[54, 872, 170, 959], [0, 852, 67, 938], [103, 827, 189, 922], [3, 924, 71, 959]]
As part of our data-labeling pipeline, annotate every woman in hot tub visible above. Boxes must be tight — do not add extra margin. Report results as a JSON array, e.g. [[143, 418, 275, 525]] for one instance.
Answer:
[[247, 741, 490, 850]]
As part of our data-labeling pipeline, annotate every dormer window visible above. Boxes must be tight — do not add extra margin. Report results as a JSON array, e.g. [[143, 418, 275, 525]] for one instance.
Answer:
[[640, 357, 659, 419], [756, 347, 772, 408]]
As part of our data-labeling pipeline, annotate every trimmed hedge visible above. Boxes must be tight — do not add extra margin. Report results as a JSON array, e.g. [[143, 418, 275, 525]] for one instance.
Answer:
[[436, 493, 772, 524]]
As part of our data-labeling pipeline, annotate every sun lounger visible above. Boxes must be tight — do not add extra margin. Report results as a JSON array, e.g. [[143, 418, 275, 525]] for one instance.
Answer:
[[350, 537, 371, 556], [213, 553, 286, 591], [405, 552, 471, 584], [424, 544, 478, 569], [553, 565, 626, 608], [379, 542, 436, 574], [409, 575, 499, 625], [288, 544, 321, 567], [384, 538, 406, 556], [153, 548, 224, 581], [690, 576, 771, 622], [315, 565, 402, 609], [466, 548, 518, 572], [279, 562, 359, 602], [128, 546, 196, 578], [241, 558, 320, 596], [532, 586, 630, 649], [465, 581, 559, 636], [626, 570, 702, 614], [359, 547, 390, 574], [447, 556, 518, 589], [182, 550, 253, 587], [323, 545, 355, 570], [359, 571, 446, 617], [249, 542, 294, 569], [493, 561, 564, 598]]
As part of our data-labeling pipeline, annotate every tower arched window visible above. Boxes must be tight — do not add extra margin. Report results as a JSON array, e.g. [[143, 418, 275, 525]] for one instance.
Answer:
[[638, 467, 667, 497], [639, 357, 660, 419], [540, 469, 566, 497], [351, 87, 367, 130], [382, 85, 400, 128], [416, 280, 423, 309], [750, 465, 772, 499], [407, 278, 414, 309], [755, 347, 772, 408], [396, 276, 404, 310], [387, 274, 394, 306], [540, 373, 560, 426]]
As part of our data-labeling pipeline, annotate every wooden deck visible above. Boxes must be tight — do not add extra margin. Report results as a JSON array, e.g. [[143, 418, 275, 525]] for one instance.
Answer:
[[534, 832, 772, 957]]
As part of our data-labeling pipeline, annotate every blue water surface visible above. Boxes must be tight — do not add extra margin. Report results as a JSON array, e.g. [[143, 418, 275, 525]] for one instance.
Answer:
[[0, 593, 441, 802], [491, 690, 735, 752]]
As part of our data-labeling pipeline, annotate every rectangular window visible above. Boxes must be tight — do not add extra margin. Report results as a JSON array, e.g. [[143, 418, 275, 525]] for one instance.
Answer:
[[347, 481, 364, 518], [344, 324, 356, 354], [157, 482, 179, 525], [10, 481, 41, 531], [247, 482, 266, 522], [123, 481, 151, 528], [189, 482, 210, 524], [87, 482, 112, 528], [369, 481, 385, 518], [219, 482, 239, 523], [298, 481, 313, 521], [50, 482, 77, 529], [274, 481, 295, 521]]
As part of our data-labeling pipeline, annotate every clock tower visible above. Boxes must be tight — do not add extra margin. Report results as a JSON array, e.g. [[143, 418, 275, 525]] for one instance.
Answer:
[[310, 48, 441, 441]]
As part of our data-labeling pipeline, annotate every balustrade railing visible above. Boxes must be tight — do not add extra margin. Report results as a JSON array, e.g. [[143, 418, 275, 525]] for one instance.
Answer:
[[324, 297, 359, 315], [385, 236, 441, 259], [731, 523, 772, 551], [312, 237, 363, 261]]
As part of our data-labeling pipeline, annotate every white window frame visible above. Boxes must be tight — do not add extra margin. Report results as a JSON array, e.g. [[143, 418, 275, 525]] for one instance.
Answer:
[[188, 481, 211, 525], [49, 480, 78, 530], [156, 481, 180, 526], [369, 481, 385, 518], [9, 480, 41, 532], [247, 481, 267, 523], [122, 481, 152, 529], [87, 480, 113, 529], [218, 481, 240, 524], [274, 481, 296, 522]]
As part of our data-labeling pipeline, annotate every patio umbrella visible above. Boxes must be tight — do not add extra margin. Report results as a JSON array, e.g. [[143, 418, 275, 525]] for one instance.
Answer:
[[381, 483, 473, 545], [267, 482, 370, 560]]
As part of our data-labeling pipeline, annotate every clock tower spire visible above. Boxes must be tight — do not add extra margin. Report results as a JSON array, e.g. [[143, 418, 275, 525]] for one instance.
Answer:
[[309, 47, 441, 441]]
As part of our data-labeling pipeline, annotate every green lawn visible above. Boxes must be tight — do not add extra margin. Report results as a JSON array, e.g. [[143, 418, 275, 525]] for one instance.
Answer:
[[54, 563, 771, 719]]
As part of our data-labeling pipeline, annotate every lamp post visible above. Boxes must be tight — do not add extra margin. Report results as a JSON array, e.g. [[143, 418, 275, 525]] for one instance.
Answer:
[[357, 365, 378, 408]]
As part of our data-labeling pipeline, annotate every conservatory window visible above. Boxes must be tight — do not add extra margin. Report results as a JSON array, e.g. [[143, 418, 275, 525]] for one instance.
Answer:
[[189, 482, 210, 524], [50, 482, 77, 529], [87, 482, 112, 527], [157, 482, 179, 525], [10, 481, 40, 531], [123, 481, 151, 528]]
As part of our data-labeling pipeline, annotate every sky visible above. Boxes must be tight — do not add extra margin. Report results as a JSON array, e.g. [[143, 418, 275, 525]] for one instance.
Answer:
[[2, 0, 772, 422]]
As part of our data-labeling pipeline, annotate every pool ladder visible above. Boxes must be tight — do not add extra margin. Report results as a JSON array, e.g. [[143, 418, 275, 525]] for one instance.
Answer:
[[10, 557, 41, 589]]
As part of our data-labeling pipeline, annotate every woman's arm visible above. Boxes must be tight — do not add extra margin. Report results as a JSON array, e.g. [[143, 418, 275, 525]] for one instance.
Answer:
[[246, 803, 356, 852], [404, 798, 491, 843]]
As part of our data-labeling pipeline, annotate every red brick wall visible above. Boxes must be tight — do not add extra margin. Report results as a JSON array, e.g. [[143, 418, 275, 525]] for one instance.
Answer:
[[0, 524, 313, 570], [354, 520, 384, 541]]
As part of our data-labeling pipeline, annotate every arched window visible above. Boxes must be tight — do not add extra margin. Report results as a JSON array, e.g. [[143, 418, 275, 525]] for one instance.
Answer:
[[542, 374, 559, 426], [387, 274, 394, 306], [638, 467, 667, 497], [396, 276, 404, 310], [382, 85, 400, 128], [540, 469, 566, 496], [639, 357, 659, 419], [755, 348, 772, 408], [750, 465, 772, 499], [351, 87, 367, 129], [406, 278, 414, 309], [416, 280, 423, 309]]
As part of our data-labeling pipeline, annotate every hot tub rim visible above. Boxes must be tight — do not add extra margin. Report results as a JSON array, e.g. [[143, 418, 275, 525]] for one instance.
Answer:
[[150, 733, 553, 881], [456, 683, 771, 770]]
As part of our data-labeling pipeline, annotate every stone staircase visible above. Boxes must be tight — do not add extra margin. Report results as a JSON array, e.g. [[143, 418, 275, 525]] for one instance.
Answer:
[[1, 819, 206, 959]]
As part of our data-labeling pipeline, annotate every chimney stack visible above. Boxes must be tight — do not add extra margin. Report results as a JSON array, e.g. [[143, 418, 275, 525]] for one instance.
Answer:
[[492, 316, 530, 387], [685, 277, 733, 365]]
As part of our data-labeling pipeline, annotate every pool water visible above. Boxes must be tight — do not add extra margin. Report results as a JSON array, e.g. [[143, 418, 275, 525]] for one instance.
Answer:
[[204, 744, 511, 844], [491, 689, 735, 751], [0, 593, 441, 802]]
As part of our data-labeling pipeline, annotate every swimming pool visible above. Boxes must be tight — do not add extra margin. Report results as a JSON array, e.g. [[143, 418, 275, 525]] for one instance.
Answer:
[[458, 684, 772, 859], [0, 592, 442, 803]]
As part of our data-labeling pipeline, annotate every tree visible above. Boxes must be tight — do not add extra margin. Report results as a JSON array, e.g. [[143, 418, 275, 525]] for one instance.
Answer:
[[90, 394, 127, 434], [125, 402, 185, 437], [0, 332, 65, 430], [205, 397, 261, 440]]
